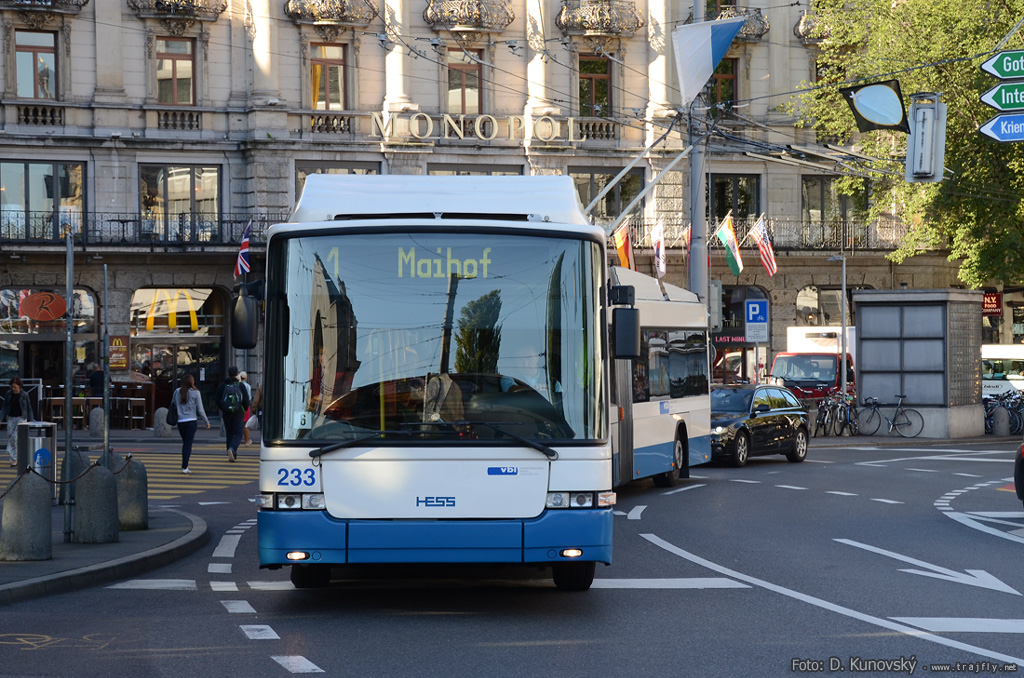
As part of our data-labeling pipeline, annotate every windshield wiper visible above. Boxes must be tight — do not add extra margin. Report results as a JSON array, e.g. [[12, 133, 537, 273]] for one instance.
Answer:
[[447, 420, 559, 460], [309, 429, 414, 458]]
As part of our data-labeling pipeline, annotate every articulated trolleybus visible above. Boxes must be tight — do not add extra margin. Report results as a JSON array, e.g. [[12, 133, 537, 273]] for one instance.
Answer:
[[233, 175, 708, 591]]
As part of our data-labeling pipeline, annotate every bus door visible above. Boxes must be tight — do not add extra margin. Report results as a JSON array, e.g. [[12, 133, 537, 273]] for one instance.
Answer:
[[612, 358, 634, 486]]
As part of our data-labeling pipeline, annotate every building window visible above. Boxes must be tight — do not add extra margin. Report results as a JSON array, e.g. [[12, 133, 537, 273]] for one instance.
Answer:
[[296, 162, 379, 197], [579, 55, 610, 117], [570, 167, 643, 225], [139, 165, 219, 242], [129, 288, 224, 337], [312, 43, 346, 110], [447, 49, 482, 115], [709, 174, 759, 223], [0, 161, 84, 240], [15, 31, 56, 99], [427, 164, 522, 176], [801, 176, 866, 223], [156, 38, 195, 105], [795, 285, 869, 327], [710, 58, 737, 107]]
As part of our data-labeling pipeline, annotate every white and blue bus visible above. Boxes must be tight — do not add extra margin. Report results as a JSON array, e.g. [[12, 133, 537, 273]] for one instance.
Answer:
[[610, 267, 711, 487], [234, 175, 708, 591]]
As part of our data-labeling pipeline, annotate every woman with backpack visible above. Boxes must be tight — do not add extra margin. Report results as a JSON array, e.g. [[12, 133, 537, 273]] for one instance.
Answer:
[[170, 374, 210, 474], [215, 365, 249, 462]]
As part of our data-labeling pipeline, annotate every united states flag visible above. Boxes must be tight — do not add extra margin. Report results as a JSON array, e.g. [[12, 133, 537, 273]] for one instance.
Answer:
[[234, 219, 252, 279], [748, 216, 777, 277]]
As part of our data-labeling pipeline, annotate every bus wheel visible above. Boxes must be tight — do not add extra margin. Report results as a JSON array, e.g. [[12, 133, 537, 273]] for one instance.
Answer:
[[291, 564, 331, 589], [553, 561, 596, 591], [652, 437, 685, 488]]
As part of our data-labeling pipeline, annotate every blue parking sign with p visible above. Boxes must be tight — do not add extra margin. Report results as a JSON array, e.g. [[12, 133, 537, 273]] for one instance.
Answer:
[[746, 300, 768, 323]]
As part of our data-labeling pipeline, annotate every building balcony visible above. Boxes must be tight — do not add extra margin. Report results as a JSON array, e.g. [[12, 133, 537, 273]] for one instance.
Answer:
[[0, 0, 88, 16], [127, 0, 227, 24], [0, 211, 287, 250], [285, 0, 379, 30], [422, 0, 515, 34], [621, 217, 916, 253], [715, 6, 769, 41], [555, 0, 644, 39], [793, 10, 828, 44]]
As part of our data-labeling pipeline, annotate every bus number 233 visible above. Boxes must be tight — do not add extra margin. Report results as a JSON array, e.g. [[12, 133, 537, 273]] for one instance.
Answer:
[[277, 468, 316, 487]]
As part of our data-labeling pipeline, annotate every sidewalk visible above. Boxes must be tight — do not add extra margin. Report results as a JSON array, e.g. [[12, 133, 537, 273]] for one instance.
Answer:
[[808, 432, 1021, 448]]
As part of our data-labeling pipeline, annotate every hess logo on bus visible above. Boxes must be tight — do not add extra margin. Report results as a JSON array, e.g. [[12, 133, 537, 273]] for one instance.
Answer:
[[416, 496, 456, 507]]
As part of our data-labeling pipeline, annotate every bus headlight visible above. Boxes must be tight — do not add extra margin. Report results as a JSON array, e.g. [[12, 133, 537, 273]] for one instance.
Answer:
[[546, 492, 601, 509], [302, 493, 325, 510], [277, 494, 302, 509], [255, 494, 273, 508]]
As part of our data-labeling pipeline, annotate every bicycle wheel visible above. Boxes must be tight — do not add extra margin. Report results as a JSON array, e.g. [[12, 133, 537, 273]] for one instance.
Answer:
[[847, 407, 860, 436], [833, 404, 847, 436], [893, 408, 925, 438], [813, 405, 827, 437], [858, 408, 881, 435]]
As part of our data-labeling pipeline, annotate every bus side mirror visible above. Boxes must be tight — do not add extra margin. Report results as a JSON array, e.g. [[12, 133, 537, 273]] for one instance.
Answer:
[[231, 285, 260, 350], [612, 307, 640, 360]]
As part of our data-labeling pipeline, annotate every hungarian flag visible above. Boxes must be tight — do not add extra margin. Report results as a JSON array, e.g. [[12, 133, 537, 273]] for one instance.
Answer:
[[748, 216, 777, 276], [234, 219, 252, 279], [612, 224, 634, 270], [652, 222, 666, 278], [714, 215, 743, 276]]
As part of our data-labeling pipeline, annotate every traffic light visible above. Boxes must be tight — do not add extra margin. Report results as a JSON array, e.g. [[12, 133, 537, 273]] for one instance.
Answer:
[[905, 92, 947, 183]]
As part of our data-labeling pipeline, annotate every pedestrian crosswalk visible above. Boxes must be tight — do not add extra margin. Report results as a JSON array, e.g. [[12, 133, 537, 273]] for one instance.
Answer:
[[0, 452, 259, 501]]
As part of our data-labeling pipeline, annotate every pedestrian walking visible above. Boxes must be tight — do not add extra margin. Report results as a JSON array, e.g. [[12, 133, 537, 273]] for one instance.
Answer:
[[0, 377, 35, 466], [239, 370, 253, 445], [171, 374, 210, 474], [215, 365, 249, 462]]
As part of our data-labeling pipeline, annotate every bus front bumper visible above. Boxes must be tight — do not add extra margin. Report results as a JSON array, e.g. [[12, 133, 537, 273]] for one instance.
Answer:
[[257, 508, 613, 567]]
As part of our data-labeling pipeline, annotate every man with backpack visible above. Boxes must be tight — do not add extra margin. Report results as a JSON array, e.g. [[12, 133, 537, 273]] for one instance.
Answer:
[[215, 365, 250, 462]]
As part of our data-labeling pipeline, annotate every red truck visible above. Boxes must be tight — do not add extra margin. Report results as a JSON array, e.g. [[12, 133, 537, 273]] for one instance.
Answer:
[[769, 352, 855, 400]]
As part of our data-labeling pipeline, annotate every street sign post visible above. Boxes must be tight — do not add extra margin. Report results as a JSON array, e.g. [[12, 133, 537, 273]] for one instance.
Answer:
[[981, 82, 1024, 112], [979, 112, 1024, 143], [745, 299, 769, 384], [981, 50, 1024, 80]]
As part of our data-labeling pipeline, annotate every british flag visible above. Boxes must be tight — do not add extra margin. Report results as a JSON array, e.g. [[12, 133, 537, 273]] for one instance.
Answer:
[[234, 219, 251, 279], [748, 216, 777, 277]]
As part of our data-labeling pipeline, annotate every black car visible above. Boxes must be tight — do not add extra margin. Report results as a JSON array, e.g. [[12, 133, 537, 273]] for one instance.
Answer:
[[1015, 442, 1024, 508], [710, 384, 809, 467]]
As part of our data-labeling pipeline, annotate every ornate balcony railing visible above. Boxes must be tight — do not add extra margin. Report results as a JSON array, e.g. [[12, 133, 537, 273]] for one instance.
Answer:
[[0, 0, 88, 15], [715, 6, 769, 40], [285, 0, 379, 30], [616, 217, 918, 253], [794, 10, 828, 43], [127, 0, 227, 22], [423, 0, 515, 34], [0, 211, 288, 248], [556, 0, 644, 39]]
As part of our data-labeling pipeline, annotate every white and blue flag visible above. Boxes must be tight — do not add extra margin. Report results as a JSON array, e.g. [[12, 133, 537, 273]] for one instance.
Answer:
[[671, 16, 747, 108]]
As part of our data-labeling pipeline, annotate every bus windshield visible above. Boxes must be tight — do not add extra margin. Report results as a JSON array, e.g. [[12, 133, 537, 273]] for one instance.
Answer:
[[267, 230, 606, 443]]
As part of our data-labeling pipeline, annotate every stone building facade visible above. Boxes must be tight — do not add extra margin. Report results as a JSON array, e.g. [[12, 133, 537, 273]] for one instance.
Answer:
[[0, 0, 1001, 417]]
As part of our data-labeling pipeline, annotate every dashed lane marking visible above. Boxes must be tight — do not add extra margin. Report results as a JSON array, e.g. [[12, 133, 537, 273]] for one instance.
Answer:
[[661, 483, 705, 496], [591, 578, 749, 589], [626, 505, 646, 520], [213, 534, 242, 559], [107, 579, 196, 590], [271, 656, 325, 674], [222, 601, 256, 614], [240, 625, 279, 640]]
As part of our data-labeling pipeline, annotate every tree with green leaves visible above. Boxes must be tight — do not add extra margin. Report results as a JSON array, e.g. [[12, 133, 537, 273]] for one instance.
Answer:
[[454, 290, 503, 373], [790, 0, 1024, 287]]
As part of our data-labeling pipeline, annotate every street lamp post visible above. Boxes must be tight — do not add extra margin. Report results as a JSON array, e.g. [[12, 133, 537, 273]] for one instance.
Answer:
[[827, 254, 848, 397]]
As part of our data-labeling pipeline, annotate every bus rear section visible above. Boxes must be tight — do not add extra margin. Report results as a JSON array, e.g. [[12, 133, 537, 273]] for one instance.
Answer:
[[247, 175, 634, 591], [609, 267, 712, 488]]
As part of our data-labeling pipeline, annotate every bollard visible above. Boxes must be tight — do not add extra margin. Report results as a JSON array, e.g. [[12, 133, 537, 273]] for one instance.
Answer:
[[0, 471, 52, 561], [88, 405, 105, 433], [111, 451, 148, 530], [153, 407, 176, 438], [72, 463, 119, 544], [993, 406, 1011, 437]]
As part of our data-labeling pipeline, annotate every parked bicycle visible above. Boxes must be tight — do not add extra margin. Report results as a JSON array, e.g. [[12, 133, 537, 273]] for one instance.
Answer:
[[858, 395, 924, 437], [812, 388, 843, 437], [833, 392, 859, 436]]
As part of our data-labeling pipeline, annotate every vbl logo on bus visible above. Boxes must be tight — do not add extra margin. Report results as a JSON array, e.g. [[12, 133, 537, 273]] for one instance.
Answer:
[[416, 496, 456, 507]]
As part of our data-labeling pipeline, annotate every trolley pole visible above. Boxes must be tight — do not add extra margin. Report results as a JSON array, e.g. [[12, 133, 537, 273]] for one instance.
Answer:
[[63, 226, 75, 542]]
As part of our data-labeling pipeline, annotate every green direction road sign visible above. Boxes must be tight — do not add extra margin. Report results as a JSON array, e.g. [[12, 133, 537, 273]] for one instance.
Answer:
[[982, 50, 1024, 79], [981, 82, 1024, 111]]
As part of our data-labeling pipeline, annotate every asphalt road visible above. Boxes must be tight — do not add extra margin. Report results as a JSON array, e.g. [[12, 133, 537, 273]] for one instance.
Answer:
[[1, 440, 1021, 677]]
